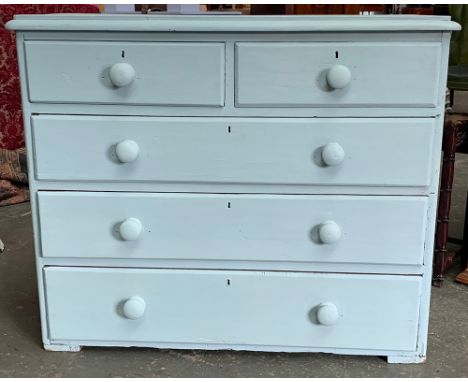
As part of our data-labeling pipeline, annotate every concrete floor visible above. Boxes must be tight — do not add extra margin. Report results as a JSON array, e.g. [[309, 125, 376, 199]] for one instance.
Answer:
[[1, 92, 467, 376]]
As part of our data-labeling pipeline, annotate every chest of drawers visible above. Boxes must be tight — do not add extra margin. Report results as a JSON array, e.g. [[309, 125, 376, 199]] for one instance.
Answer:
[[7, 14, 459, 363]]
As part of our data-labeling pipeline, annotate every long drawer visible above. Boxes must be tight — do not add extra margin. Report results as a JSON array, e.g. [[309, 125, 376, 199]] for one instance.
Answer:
[[32, 116, 435, 188], [38, 192, 427, 266], [44, 267, 421, 351], [235, 42, 441, 107], [24, 41, 225, 106]]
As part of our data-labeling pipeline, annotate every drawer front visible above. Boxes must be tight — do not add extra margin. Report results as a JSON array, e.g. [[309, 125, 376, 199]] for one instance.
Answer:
[[32, 116, 435, 188], [24, 41, 225, 106], [235, 42, 441, 107], [44, 267, 421, 351], [38, 192, 427, 266]]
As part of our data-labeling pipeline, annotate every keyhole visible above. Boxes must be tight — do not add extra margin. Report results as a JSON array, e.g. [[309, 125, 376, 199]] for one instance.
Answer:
[[121, 50, 125, 58], [335, 51, 339, 59]]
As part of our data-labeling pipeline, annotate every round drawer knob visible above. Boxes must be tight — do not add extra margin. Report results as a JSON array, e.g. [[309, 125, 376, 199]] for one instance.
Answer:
[[109, 62, 136, 87], [326, 65, 352, 89], [115, 140, 139, 163], [318, 220, 342, 244], [119, 218, 143, 241], [322, 142, 345, 167], [123, 296, 146, 320], [316, 302, 339, 326]]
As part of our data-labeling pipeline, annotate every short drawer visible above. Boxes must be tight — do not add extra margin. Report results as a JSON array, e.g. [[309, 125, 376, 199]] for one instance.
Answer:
[[32, 115, 435, 188], [38, 192, 427, 266], [44, 267, 421, 351], [235, 42, 441, 108], [24, 41, 225, 106]]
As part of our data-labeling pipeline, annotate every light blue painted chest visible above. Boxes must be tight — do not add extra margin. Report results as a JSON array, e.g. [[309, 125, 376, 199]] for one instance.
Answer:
[[6, 14, 460, 363]]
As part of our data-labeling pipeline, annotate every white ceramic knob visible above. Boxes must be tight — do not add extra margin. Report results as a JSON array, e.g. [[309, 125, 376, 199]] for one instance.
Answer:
[[326, 64, 352, 89], [115, 140, 139, 163], [122, 296, 146, 320], [119, 218, 143, 241], [318, 220, 342, 244], [322, 142, 345, 167], [316, 302, 339, 326], [109, 62, 136, 87]]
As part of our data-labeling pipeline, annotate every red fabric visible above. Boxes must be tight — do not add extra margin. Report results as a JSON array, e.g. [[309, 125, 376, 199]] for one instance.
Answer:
[[0, 4, 99, 150]]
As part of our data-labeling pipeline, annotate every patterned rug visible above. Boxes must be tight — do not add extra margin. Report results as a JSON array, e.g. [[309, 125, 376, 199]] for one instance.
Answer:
[[0, 147, 28, 206]]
